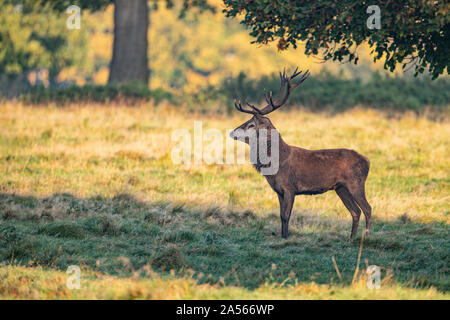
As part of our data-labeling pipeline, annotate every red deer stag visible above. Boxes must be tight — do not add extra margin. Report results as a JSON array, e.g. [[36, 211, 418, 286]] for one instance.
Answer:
[[230, 68, 372, 239]]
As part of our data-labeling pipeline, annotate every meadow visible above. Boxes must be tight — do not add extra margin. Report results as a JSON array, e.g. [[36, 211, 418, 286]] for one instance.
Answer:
[[0, 102, 449, 299]]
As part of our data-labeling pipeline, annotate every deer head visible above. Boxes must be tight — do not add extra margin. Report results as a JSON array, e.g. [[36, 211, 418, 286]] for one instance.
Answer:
[[229, 67, 309, 143]]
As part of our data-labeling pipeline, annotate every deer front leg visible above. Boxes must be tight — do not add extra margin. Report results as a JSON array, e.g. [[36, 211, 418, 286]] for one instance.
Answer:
[[277, 191, 295, 239]]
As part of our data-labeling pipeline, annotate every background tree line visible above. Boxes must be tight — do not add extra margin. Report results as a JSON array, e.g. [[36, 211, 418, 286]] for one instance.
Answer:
[[0, 0, 448, 113]]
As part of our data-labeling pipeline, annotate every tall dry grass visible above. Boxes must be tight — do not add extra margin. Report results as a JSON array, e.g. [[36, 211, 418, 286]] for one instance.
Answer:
[[1, 102, 448, 224]]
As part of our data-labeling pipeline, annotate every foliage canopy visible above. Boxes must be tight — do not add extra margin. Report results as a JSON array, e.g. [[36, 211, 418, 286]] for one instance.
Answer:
[[223, 0, 450, 79]]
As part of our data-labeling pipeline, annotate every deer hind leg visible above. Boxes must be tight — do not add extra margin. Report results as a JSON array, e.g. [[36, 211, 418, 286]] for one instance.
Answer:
[[346, 183, 372, 236], [277, 191, 295, 239], [336, 186, 361, 238]]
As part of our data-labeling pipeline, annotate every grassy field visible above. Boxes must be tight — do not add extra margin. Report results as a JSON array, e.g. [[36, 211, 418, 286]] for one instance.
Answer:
[[0, 102, 449, 299]]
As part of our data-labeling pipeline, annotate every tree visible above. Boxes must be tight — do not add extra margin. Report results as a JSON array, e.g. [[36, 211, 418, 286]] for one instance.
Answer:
[[223, 0, 449, 79], [109, 0, 216, 84], [109, 0, 149, 83], [2, 0, 214, 85]]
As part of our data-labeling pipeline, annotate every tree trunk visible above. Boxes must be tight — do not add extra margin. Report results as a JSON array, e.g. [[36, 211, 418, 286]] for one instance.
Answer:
[[109, 0, 148, 84]]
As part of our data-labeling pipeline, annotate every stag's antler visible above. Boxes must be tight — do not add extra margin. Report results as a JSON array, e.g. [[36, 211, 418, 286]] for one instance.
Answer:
[[234, 67, 309, 116], [234, 99, 262, 115], [258, 67, 309, 115]]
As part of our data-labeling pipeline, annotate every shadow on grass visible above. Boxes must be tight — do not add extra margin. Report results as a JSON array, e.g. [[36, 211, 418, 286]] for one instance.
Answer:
[[0, 192, 448, 292]]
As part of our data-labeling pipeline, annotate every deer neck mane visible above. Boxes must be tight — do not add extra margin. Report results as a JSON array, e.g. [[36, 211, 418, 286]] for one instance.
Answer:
[[251, 128, 290, 173]]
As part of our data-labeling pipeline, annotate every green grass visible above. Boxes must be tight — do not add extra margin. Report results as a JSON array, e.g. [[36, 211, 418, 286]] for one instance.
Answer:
[[0, 193, 448, 295], [0, 103, 448, 299]]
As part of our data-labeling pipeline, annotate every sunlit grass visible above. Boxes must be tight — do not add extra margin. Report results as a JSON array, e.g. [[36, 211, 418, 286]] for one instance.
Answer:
[[0, 102, 448, 299], [0, 265, 446, 300], [1, 102, 448, 222]]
